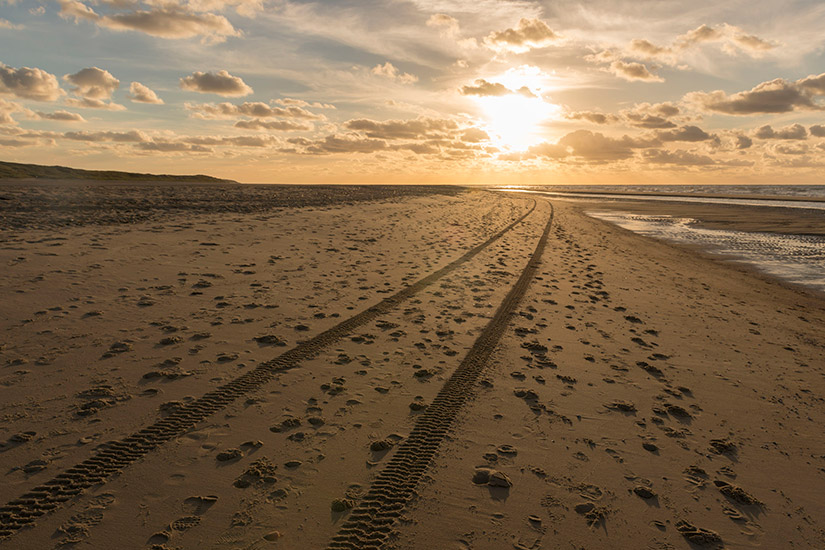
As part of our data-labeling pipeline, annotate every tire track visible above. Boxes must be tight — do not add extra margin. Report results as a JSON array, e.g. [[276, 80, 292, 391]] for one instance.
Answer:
[[0, 199, 536, 542], [327, 201, 555, 550]]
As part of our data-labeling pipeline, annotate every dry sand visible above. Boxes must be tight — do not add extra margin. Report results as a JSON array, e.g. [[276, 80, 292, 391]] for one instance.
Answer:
[[0, 184, 823, 550]]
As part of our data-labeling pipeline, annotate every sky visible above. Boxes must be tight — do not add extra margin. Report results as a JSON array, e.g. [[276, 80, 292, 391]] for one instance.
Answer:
[[2, 0, 825, 184]]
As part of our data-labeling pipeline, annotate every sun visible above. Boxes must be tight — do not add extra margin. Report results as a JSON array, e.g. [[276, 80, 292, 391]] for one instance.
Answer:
[[477, 95, 560, 151], [473, 65, 562, 151]]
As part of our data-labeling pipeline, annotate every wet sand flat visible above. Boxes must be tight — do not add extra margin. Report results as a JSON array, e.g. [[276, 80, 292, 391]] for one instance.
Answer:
[[1, 184, 823, 550]]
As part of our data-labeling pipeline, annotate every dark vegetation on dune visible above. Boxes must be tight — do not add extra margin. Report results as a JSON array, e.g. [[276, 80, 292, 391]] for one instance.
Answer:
[[0, 160, 233, 183], [0, 180, 463, 230]]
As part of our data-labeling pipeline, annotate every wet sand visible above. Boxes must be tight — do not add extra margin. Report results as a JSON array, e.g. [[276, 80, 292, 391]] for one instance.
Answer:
[[1, 183, 823, 549]]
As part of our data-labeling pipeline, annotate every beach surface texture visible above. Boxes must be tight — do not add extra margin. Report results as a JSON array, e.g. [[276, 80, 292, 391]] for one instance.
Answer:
[[1, 183, 823, 550]]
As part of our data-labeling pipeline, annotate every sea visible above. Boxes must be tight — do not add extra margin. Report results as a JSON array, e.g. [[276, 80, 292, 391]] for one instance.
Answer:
[[499, 185, 825, 294]]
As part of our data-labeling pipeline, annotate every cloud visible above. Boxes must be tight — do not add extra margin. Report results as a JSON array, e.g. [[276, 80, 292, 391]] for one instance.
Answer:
[[35, 110, 86, 122], [566, 111, 621, 125], [290, 134, 388, 155], [0, 18, 23, 29], [180, 70, 253, 97], [136, 141, 212, 153], [461, 128, 489, 143], [64, 97, 127, 110], [57, 0, 99, 22], [558, 130, 638, 161], [459, 79, 510, 97], [629, 39, 669, 57], [753, 123, 807, 140], [735, 134, 753, 149], [798, 73, 825, 95], [810, 124, 825, 137], [607, 60, 662, 82], [185, 101, 324, 120], [685, 75, 825, 115], [100, 9, 240, 43], [0, 63, 64, 101], [370, 62, 418, 84], [274, 98, 335, 109], [63, 67, 119, 99], [58, 2, 241, 44], [0, 97, 29, 124], [641, 148, 715, 166], [484, 18, 559, 53], [184, 0, 265, 17], [656, 125, 713, 142], [630, 23, 778, 64], [524, 141, 569, 159], [459, 78, 536, 98], [64, 129, 148, 142], [128, 81, 164, 104], [343, 117, 459, 140], [427, 13, 460, 37], [622, 102, 681, 128], [233, 119, 312, 131], [773, 143, 808, 155]]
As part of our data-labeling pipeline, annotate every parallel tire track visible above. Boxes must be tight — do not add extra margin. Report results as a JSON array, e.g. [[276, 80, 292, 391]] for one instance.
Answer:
[[0, 199, 537, 542], [327, 201, 555, 550]]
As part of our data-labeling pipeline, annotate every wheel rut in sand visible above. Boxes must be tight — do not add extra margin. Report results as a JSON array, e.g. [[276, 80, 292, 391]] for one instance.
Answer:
[[0, 199, 538, 543], [326, 202, 555, 550]]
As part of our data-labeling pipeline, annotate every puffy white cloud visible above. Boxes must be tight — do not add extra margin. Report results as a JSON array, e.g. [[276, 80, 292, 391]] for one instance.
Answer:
[[0, 63, 64, 101], [127, 81, 164, 104], [370, 62, 418, 84], [63, 67, 119, 99], [484, 18, 559, 53], [180, 70, 253, 97]]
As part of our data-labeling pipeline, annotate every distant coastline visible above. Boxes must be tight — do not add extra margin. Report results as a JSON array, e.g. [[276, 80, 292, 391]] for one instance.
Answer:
[[0, 160, 234, 184]]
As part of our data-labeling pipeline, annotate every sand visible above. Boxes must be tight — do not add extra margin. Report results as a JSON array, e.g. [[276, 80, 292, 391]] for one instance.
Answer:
[[0, 183, 823, 550]]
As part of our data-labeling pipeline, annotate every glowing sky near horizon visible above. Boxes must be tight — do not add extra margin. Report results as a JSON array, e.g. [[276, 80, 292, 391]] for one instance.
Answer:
[[2, 0, 825, 183]]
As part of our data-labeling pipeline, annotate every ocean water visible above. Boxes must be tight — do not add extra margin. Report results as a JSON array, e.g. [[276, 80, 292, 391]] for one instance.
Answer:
[[498, 186, 825, 211], [587, 211, 825, 293], [503, 184, 825, 198], [498, 185, 825, 293]]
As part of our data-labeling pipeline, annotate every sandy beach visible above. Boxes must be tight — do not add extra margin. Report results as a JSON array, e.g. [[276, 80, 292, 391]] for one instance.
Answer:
[[1, 183, 824, 550]]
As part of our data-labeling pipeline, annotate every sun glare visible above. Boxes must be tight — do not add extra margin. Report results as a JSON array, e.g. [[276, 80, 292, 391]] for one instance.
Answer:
[[474, 65, 561, 151], [478, 95, 560, 151]]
